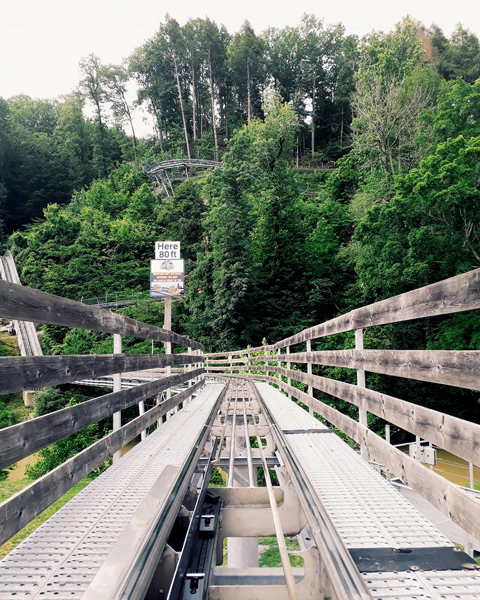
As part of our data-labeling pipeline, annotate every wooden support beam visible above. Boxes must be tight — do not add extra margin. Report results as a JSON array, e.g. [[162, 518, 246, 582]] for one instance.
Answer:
[[0, 280, 203, 350], [0, 380, 205, 546], [0, 369, 204, 470], [0, 353, 203, 394]]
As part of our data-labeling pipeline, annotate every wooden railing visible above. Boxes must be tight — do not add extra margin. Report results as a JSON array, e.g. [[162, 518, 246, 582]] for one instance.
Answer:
[[0, 279, 204, 546], [206, 268, 480, 541]]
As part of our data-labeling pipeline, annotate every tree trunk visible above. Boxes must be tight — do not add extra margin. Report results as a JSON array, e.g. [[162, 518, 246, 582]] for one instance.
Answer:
[[126, 110, 138, 168], [192, 60, 197, 143], [225, 95, 228, 139], [247, 61, 251, 122], [340, 104, 344, 148], [311, 77, 316, 160], [209, 50, 219, 161], [93, 96, 108, 176], [172, 51, 191, 159]]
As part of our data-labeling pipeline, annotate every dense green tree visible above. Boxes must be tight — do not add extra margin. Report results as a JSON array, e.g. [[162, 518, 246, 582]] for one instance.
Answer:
[[79, 54, 112, 177], [100, 64, 139, 166], [228, 21, 266, 122], [432, 24, 480, 84], [9, 164, 158, 299], [352, 20, 438, 177], [353, 135, 480, 300]]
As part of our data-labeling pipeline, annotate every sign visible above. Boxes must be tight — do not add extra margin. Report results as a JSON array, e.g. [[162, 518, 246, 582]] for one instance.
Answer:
[[150, 259, 185, 298], [155, 241, 181, 260]]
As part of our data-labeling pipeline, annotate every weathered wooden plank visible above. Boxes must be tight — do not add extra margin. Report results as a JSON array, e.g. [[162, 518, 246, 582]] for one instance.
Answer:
[[0, 369, 204, 470], [0, 280, 203, 350], [275, 268, 480, 348], [244, 350, 480, 391], [207, 357, 248, 364], [252, 365, 480, 467], [0, 380, 206, 546], [256, 375, 480, 542], [0, 353, 203, 394]]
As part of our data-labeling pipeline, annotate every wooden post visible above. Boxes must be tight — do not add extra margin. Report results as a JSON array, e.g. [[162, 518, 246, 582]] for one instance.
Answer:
[[355, 328, 368, 461], [187, 346, 192, 389], [198, 349, 202, 383], [286, 346, 291, 399], [306, 340, 313, 414], [385, 424, 391, 482], [113, 334, 122, 462], [469, 462, 474, 490], [139, 400, 146, 441], [415, 435, 421, 460], [164, 296, 172, 414]]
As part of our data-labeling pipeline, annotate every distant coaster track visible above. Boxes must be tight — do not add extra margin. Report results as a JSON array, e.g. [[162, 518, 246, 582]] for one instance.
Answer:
[[144, 158, 224, 195]]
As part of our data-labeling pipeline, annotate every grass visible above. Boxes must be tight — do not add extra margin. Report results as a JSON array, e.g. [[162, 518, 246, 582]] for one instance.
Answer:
[[258, 537, 304, 567], [0, 478, 92, 560], [220, 536, 304, 568]]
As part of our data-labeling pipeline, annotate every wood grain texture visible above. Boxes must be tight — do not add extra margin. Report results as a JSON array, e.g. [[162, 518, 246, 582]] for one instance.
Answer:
[[251, 365, 480, 467], [0, 280, 203, 349], [0, 369, 205, 470], [0, 380, 206, 546], [0, 353, 203, 393], [255, 375, 480, 541], [239, 350, 480, 390]]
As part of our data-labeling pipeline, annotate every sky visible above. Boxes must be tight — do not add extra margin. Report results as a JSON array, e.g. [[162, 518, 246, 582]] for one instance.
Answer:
[[1, 0, 479, 135]]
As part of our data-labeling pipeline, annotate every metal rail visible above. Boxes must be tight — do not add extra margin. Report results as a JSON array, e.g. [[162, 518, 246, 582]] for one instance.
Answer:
[[0, 251, 43, 357], [144, 158, 223, 195], [250, 380, 372, 600]]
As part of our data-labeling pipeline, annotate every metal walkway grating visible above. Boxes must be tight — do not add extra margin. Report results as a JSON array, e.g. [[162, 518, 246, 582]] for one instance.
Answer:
[[255, 382, 480, 600], [256, 382, 329, 432], [0, 382, 224, 600]]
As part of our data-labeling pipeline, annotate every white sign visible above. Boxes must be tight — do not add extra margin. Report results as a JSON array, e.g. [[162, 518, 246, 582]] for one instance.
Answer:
[[150, 259, 185, 298], [155, 241, 181, 260]]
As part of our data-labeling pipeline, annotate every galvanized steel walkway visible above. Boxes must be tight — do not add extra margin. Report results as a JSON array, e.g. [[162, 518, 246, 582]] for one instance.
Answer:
[[255, 382, 480, 600], [0, 383, 224, 600]]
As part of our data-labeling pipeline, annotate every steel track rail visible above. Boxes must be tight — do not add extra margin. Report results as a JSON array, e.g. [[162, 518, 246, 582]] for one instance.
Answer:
[[107, 385, 226, 600]]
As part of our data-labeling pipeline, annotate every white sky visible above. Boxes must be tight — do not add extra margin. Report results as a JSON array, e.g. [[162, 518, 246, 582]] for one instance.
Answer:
[[1, 0, 479, 136]]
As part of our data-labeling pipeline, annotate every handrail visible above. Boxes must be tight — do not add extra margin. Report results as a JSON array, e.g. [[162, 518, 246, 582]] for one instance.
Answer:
[[0, 279, 203, 350], [0, 353, 202, 394], [207, 268, 480, 354], [207, 349, 480, 390], [0, 381, 205, 547], [0, 276, 206, 546], [0, 369, 204, 470], [205, 269, 480, 544]]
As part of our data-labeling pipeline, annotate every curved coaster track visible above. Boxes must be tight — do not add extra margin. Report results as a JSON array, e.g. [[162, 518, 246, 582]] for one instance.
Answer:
[[144, 158, 224, 195]]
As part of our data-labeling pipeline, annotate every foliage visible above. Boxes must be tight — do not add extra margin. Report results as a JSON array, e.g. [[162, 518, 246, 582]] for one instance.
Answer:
[[0, 395, 17, 429]]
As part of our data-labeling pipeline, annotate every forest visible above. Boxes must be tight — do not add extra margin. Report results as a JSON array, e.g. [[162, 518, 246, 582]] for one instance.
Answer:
[[0, 13, 480, 468]]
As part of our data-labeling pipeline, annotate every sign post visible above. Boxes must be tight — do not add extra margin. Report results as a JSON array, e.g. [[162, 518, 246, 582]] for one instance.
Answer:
[[151, 242, 185, 422]]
